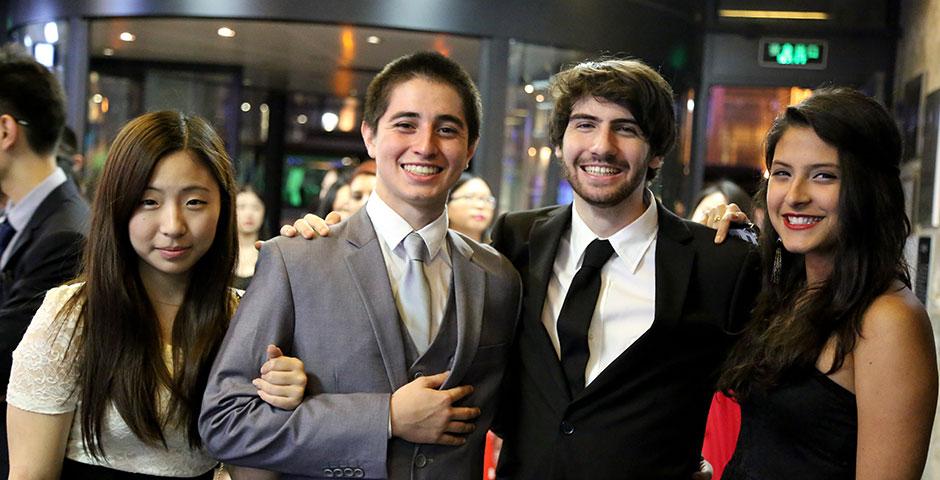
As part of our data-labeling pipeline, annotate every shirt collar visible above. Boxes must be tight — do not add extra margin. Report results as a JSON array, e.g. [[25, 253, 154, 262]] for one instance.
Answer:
[[365, 191, 450, 262], [5, 167, 67, 231], [570, 190, 659, 273]]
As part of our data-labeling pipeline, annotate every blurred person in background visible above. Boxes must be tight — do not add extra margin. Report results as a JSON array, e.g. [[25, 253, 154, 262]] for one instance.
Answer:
[[691, 179, 753, 225], [6, 111, 305, 479], [235, 184, 266, 290], [56, 125, 86, 193], [318, 179, 351, 220], [447, 173, 496, 243], [346, 159, 376, 215]]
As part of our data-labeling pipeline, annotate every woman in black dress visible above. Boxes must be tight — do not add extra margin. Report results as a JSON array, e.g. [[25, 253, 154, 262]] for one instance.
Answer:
[[716, 88, 937, 479]]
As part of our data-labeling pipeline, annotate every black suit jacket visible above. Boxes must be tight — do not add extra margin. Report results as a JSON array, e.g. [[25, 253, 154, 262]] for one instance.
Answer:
[[491, 203, 760, 480], [0, 179, 88, 395]]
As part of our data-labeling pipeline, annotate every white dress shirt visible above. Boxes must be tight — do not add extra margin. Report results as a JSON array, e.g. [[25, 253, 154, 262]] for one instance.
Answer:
[[366, 192, 452, 343], [1, 167, 67, 268], [541, 193, 658, 386]]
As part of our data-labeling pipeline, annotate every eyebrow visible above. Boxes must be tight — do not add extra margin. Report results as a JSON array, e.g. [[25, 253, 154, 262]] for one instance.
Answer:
[[772, 160, 840, 169], [144, 185, 213, 193], [387, 111, 466, 129], [568, 113, 640, 126]]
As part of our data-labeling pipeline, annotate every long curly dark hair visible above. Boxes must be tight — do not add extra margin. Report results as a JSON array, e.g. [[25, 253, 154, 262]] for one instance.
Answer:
[[719, 88, 910, 398]]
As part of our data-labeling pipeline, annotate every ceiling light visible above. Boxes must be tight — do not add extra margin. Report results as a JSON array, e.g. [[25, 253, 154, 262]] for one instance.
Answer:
[[367, 35, 381, 45], [718, 9, 829, 20], [92, 94, 103, 104], [535, 94, 545, 102], [119, 32, 136, 42], [321, 112, 339, 132], [217, 27, 236, 38], [34, 43, 54, 67], [102, 48, 114, 56], [524, 84, 535, 94], [240, 102, 251, 112], [296, 114, 308, 125], [43, 22, 59, 44]]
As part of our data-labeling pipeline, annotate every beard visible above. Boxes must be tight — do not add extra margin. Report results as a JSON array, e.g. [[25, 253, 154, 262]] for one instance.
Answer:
[[561, 156, 649, 209]]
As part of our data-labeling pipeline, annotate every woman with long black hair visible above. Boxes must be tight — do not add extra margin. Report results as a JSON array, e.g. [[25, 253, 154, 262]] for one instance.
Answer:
[[7, 111, 305, 479], [713, 88, 937, 479]]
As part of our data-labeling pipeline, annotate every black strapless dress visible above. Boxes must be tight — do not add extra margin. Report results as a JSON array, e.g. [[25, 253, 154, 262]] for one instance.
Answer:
[[723, 368, 857, 480]]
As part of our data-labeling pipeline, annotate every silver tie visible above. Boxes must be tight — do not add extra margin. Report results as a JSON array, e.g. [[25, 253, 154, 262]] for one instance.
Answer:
[[400, 231, 432, 354]]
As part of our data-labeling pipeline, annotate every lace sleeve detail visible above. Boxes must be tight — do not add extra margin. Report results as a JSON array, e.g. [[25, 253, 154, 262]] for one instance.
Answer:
[[7, 284, 84, 414]]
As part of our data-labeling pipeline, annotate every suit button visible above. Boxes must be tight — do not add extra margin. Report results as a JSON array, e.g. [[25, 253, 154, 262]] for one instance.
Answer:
[[323, 468, 334, 477], [332, 468, 344, 477], [560, 421, 575, 435], [415, 453, 428, 468], [353, 468, 364, 478], [343, 467, 354, 477], [413, 371, 423, 379]]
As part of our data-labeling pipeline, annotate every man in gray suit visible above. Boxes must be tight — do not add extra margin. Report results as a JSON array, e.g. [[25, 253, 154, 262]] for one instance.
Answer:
[[199, 52, 522, 480]]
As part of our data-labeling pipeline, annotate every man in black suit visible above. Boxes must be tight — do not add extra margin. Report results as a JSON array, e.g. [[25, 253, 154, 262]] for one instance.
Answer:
[[0, 45, 88, 475], [490, 59, 759, 479]]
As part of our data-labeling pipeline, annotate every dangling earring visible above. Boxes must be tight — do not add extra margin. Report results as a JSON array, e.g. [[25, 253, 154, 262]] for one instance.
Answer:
[[771, 238, 782, 284]]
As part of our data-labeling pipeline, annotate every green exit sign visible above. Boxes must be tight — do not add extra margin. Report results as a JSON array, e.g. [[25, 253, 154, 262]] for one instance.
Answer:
[[759, 38, 827, 69]]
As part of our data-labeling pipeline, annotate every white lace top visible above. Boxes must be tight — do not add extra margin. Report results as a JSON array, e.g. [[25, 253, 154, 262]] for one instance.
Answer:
[[7, 283, 217, 476]]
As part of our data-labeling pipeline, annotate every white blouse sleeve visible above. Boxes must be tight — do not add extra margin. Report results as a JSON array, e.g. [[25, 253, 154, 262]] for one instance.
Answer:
[[7, 284, 84, 414]]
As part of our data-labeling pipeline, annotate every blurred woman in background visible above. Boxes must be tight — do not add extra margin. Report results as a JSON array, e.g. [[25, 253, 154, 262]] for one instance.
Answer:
[[234, 185, 265, 290], [447, 173, 496, 243]]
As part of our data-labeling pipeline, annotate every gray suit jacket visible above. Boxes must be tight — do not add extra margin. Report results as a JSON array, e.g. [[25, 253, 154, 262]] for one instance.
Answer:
[[199, 208, 521, 479]]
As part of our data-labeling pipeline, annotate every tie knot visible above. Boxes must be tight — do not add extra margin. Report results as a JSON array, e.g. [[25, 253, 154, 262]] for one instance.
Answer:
[[403, 231, 429, 262], [581, 239, 614, 270]]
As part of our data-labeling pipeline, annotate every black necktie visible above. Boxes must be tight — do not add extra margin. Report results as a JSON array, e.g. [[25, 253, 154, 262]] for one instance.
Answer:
[[0, 219, 15, 254], [557, 238, 614, 397]]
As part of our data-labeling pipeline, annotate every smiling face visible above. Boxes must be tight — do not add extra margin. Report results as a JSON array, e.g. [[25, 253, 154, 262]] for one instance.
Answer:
[[362, 77, 476, 227], [129, 150, 221, 287], [560, 96, 662, 212], [767, 126, 841, 268]]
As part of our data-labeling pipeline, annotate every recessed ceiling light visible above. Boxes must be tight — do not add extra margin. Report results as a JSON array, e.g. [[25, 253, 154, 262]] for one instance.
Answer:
[[119, 32, 136, 42], [718, 9, 829, 20], [43, 22, 59, 44], [296, 114, 308, 125], [240, 102, 251, 112], [102, 48, 114, 56], [367, 35, 381, 45], [217, 27, 236, 38], [535, 94, 545, 102], [524, 84, 534, 94]]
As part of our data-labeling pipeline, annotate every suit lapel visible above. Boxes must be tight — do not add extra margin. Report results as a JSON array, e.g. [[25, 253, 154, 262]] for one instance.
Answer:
[[442, 232, 483, 389], [651, 204, 694, 331], [344, 210, 409, 391], [522, 205, 572, 405]]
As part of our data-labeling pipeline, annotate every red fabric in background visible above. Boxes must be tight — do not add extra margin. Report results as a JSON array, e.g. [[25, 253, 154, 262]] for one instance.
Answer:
[[702, 392, 741, 480], [483, 431, 501, 479]]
